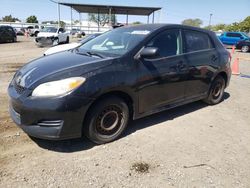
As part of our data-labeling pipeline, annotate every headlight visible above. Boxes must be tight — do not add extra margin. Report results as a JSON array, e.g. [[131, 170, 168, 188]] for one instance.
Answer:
[[32, 77, 86, 97]]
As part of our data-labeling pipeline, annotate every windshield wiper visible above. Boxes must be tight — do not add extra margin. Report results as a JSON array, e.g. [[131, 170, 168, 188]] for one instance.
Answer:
[[86, 51, 105, 58]]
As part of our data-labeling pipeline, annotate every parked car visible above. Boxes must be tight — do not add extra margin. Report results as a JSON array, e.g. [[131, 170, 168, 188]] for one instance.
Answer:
[[0, 25, 17, 43], [35, 27, 69, 47], [14, 27, 25, 36], [8, 24, 231, 144], [236, 39, 250, 53], [26, 25, 44, 37], [219, 32, 249, 45], [70, 28, 85, 37], [44, 33, 102, 56]]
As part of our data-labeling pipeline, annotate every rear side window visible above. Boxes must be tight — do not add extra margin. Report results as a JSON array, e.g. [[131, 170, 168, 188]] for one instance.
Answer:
[[183, 30, 213, 53], [146, 29, 181, 57], [226, 33, 242, 37]]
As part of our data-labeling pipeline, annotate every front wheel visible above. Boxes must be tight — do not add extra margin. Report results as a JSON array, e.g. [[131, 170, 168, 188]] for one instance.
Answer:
[[241, 45, 249, 53], [84, 96, 129, 144], [52, 38, 59, 46], [203, 75, 226, 105]]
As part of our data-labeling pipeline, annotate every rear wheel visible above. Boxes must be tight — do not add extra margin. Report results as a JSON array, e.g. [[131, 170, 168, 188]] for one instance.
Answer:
[[241, 45, 249, 53], [84, 96, 129, 144], [203, 75, 226, 105]]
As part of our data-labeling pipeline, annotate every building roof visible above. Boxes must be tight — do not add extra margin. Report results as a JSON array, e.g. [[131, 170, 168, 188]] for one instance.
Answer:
[[59, 3, 161, 15]]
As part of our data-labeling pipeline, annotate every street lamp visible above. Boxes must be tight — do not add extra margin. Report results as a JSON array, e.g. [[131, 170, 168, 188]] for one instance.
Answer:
[[209, 13, 213, 29]]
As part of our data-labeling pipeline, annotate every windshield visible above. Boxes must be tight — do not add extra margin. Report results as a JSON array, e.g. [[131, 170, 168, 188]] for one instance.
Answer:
[[41, 27, 57, 33], [79, 27, 152, 56]]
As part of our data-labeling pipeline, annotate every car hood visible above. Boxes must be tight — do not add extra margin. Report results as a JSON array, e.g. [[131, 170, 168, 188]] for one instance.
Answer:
[[44, 42, 81, 55], [37, 32, 57, 37], [14, 51, 114, 89]]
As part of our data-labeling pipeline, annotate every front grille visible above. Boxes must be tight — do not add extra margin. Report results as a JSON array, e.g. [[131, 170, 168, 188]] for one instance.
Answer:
[[13, 81, 26, 94]]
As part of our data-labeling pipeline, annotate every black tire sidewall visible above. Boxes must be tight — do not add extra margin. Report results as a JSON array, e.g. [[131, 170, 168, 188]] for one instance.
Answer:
[[206, 76, 225, 105], [84, 97, 129, 144]]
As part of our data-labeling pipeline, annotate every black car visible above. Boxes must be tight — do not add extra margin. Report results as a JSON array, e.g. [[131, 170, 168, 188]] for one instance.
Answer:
[[0, 25, 17, 43], [8, 24, 231, 144], [236, 39, 250, 53]]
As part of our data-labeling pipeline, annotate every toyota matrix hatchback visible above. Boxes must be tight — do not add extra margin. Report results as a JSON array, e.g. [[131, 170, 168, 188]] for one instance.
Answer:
[[8, 24, 231, 144]]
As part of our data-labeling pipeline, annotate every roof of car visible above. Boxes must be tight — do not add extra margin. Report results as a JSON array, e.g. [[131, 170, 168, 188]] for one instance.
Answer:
[[121, 24, 213, 34]]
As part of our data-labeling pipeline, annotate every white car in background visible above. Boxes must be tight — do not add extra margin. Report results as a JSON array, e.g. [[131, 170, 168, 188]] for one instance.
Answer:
[[44, 33, 102, 55], [35, 27, 69, 47]]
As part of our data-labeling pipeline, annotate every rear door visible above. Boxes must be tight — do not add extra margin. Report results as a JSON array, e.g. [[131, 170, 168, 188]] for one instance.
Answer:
[[137, 29, 189, 114], [182, 29, 219, 99]]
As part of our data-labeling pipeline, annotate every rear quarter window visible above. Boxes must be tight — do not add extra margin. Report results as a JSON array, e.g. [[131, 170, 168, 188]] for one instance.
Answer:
[[183, 30, 213, 53]]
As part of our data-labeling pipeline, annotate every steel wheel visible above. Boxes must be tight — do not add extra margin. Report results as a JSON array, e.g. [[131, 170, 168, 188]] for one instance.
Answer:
[[84, 96, 129, 144], [95, 105, 124, 136], [203, 75, 226, 105]]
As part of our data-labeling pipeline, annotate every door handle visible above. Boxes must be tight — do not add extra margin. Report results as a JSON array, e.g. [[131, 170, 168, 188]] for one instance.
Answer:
[[211, 55, 218, 62]]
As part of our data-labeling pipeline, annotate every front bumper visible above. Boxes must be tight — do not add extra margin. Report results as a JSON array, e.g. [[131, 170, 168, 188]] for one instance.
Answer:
[[8, 83, 94, 140], [35, 37, 54, 47]]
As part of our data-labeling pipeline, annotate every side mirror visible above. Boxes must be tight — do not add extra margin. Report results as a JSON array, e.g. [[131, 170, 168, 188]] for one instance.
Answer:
[[140, 47, 159, 59], [240, 36, 244, 39]]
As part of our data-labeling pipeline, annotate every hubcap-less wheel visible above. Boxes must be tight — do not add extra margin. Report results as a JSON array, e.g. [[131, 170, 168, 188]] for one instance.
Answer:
[[211, 81, 223, 100], [96, 105, 124, 136], [203, 75, 225, 105], [241, 46, 249, 53], [84, 96, 129, 144]]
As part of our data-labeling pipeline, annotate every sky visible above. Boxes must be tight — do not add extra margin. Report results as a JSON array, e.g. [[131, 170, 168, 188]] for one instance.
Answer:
[[0, 0, 250, 26]]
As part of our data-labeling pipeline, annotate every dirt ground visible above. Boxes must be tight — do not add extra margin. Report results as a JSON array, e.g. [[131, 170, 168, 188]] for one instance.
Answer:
[[0, 36, 250, 188]]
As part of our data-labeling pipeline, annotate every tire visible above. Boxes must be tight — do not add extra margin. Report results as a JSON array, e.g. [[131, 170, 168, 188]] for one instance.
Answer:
[[84, 96, 129, 144], [203, 75, 226, 105], [52, 38, 59, 46], [34, 31, 39, 37], [12, 37, 17, 43], [241, 45, 249, 53], [66, 36, 69, 44]]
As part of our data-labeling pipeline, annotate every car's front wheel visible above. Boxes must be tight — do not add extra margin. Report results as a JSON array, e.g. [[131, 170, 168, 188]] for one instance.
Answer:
[[84, 96, 129, 144], [241, 45, 249, 53], [53, 38, 59, 46], [203, 75, 226, 105]]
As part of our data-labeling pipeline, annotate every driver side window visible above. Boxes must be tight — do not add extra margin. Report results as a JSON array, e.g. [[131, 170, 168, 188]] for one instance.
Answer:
[[146, 29, 181, 58]]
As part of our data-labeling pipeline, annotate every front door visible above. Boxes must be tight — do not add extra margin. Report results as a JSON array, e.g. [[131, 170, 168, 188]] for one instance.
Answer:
[[136, 29, 188, 114]]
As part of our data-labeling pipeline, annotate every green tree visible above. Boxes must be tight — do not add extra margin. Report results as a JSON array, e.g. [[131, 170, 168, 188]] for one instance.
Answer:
[[204, 24, 227, 31], [26, 15, 38, 23], [2, 15, 20, 22], [182, 18, 203, 27], [239, 16, 250, 32], [88, 13, 116, 26], [225, 22, 240, 32]]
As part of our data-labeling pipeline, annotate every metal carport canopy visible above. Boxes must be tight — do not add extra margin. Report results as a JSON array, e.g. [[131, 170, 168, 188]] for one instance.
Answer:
[[58, 3, 161, 16]]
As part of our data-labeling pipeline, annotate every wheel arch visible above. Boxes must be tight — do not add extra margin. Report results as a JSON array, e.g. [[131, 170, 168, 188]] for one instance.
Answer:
[[82, 90, 135, 132]]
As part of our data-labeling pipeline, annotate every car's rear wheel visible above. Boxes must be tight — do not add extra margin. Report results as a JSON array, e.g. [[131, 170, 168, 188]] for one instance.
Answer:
[[241, 45, 249, 53], [84, 96, 129, 144], [203, 75, 226, 105]]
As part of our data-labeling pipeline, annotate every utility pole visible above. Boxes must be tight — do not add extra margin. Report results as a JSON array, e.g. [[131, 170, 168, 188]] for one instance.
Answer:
[[49, 0, 60, 28], [209, 13, 213, 29]]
